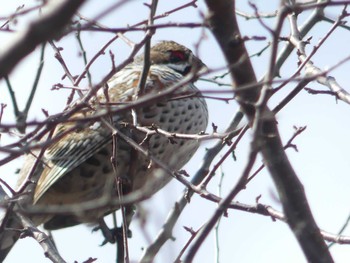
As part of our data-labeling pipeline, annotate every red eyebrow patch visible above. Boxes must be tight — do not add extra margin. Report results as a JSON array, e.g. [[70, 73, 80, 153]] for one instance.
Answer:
[[170, 50, 186, 61]]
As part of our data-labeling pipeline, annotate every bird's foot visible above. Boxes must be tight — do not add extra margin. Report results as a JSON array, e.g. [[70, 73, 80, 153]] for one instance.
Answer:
[[93, 220, 132, 246]]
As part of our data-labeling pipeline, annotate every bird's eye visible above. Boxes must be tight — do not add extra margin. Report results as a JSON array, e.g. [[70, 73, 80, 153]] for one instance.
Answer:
[[169, 50, 187, 63], [183, 66, 191, 75]]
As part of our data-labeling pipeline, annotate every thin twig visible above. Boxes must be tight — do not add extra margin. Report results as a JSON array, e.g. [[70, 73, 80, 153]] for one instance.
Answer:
[[0, 0, 87, 79]]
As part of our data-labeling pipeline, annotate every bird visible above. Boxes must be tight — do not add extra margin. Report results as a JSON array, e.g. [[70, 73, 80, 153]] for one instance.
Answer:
[[0, 40, 208, 261]]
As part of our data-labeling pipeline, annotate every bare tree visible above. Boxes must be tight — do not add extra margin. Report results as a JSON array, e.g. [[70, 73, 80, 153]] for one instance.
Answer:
[[0, 0, 350, 262]]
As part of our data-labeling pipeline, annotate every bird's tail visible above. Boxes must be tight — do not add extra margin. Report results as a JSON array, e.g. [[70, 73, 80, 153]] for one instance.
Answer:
[[0, 210, 22, 262], [0, 184, 23, 262]]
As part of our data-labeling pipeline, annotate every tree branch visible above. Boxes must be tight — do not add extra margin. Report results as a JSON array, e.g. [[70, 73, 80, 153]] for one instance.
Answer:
[[0, 0, 86, 79], [197, 1, 334, 262]]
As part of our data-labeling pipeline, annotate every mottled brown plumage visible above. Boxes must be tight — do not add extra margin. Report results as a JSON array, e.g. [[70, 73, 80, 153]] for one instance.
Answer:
[[0, 41, 208, 260]]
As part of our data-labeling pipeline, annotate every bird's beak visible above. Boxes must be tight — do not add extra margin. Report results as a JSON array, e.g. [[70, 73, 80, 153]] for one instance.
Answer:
[[197, 59, 208, 75], [191, 54, 207, 76]]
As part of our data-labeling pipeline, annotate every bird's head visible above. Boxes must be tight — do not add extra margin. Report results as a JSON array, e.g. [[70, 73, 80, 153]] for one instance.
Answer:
[[136, 41, 206, 76]]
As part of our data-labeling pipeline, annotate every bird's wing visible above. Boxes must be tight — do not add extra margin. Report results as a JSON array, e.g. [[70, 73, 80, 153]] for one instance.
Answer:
[[33, 65, 156, 203], [33, 111, 117, 203], [32, 67, 143, 203]]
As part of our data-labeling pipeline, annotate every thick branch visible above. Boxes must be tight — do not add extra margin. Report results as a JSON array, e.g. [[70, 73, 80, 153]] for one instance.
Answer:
[[0, 0, 86, 79], [205, 0, 258, 117], [202, 1, 333, 263]]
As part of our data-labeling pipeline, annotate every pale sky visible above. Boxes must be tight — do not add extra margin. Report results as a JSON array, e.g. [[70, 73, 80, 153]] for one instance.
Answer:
[[1, 1, 350, 262]]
